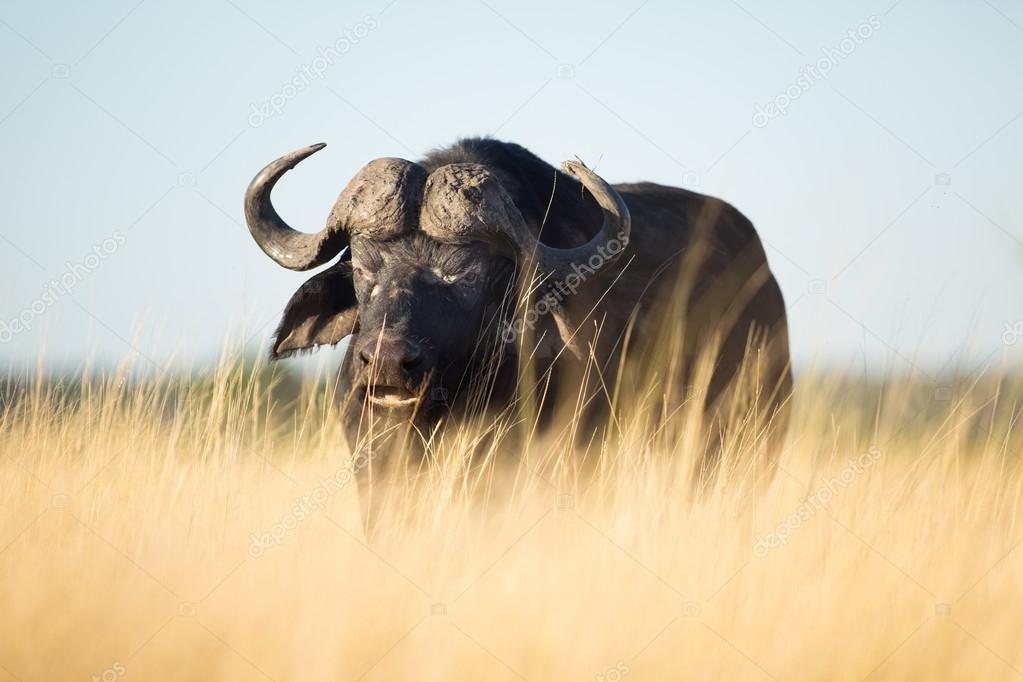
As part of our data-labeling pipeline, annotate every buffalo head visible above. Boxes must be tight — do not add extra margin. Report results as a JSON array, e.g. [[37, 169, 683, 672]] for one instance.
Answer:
[[244, 143, 630, 444]]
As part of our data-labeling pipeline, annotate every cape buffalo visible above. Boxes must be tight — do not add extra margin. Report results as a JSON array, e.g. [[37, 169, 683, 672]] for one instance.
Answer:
[[244, 138, 792, 494]]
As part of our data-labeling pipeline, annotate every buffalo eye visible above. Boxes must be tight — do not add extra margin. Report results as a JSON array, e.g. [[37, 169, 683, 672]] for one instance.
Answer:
[[442, 267, 481, 286], [351, 266, 377, 299]]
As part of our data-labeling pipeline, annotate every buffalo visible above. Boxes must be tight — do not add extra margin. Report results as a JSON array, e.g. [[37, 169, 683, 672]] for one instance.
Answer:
[[244, 138, 792, 508]]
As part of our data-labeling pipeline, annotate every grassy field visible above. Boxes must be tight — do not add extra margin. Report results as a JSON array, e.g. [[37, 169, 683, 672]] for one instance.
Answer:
[[1, 352, 1021, 681]]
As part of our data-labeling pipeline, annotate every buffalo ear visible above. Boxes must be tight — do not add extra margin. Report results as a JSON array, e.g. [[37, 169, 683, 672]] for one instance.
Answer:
[[271, 260, 359, 359]]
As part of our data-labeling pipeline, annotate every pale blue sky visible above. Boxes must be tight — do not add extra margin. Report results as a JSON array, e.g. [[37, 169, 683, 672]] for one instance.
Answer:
[[2, 0, 1022, 377]]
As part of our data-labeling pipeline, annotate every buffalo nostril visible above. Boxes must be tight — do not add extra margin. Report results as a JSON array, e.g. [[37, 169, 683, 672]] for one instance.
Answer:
[[402, 342, 422, 370], [357, 338, 422, 372]]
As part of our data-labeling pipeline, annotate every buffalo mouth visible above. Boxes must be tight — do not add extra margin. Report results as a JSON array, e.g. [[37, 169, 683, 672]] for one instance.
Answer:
[[365, 385, 421, 409]]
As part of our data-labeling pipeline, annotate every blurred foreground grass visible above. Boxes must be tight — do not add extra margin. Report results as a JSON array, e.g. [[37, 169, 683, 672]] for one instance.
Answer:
[[0, 353, 1021, 681]]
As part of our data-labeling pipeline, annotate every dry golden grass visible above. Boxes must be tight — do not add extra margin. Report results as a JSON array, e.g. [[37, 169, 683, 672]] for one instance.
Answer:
[[1, 350, 1022, 681]]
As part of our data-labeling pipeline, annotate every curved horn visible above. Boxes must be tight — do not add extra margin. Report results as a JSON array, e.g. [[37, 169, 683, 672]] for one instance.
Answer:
[[543, 160, 631, 278], [420, 160, 631, 281], [244, 143, 349, 271]]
